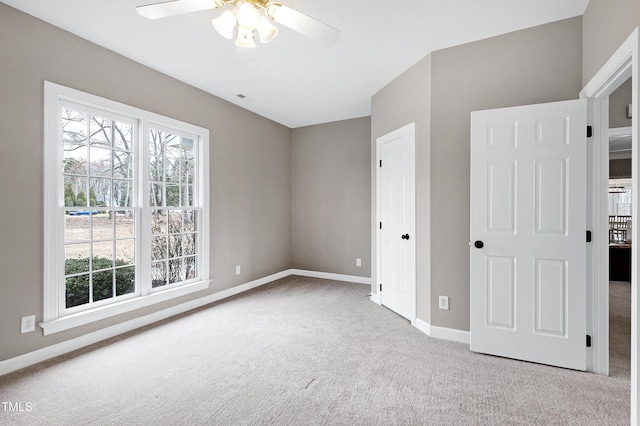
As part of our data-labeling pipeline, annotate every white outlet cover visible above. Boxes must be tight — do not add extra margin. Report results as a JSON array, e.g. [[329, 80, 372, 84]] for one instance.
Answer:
[[235, 265, 241, 275], [21, 315, 36, 333], [439, 296, 449, 310], [356, 258, 362, 267]]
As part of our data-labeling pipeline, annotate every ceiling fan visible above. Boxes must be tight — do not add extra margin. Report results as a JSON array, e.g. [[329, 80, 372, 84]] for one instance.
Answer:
[[136, 0, 340, 49]]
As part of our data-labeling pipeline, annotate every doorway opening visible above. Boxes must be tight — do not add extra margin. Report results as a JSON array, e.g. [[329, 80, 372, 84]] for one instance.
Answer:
[[580, 27, 638, 423], [609, 78, 633, 379]]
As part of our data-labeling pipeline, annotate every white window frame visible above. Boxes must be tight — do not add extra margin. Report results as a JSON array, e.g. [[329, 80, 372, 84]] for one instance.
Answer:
[[42, 81, 210, 336]]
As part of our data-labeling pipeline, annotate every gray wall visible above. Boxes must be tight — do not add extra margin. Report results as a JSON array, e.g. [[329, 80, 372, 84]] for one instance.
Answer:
[[370, 17, 582, 331], [371, 55, 432, 321], [429, 17, 583, 330], [0, 3, 291, 361], [583, 0, 640, 86], [291, 117, 371, 276], [610, 78, 633, 129]]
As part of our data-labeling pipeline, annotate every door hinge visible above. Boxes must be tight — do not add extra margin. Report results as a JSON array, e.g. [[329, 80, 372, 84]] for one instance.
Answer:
[[379, 160, 382, 167], [586, 230, 592, 243], [379, 222, 382, 230], [586, 335, 592, 347], [587, 126, 593, 138], [379, 283, 382, 292]]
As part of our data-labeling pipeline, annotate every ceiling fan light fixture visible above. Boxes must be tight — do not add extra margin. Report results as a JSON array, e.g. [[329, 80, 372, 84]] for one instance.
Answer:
[[257, 16, 278, 43], [212, 10, 236, 40], [235, 26, 256, 48], [136, 0, 341, 49], [265, 3, 280, 20], [235, 2, 260, 30]]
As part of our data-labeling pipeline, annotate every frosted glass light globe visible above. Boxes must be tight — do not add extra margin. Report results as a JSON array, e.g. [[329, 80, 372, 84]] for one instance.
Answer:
[[236, 2, 260, 30]]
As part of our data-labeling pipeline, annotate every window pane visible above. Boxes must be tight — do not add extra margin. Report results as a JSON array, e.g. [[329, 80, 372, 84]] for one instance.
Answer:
[[166, 154, 180, 184], [148, 129, 165, 158], [90, 116, 112, 148], [63, 144, 88, 175], [90, 177, 111, 207], [169, 234, 182, 258], [166, 185, 179, 206], [64, 176, 88, 207], [93, 269, 114, 302], [115, 211, 135, 238], [181, 138, 195, 161], [115, 239, 135, 265], [62, 109, 87, 155], [168, 210, 182, 234], [185, 161, 194, 184], [185, 256, 197, 280], [65, 244, 90, 274], [115, 266, 135, 296], [152, 235, 167, 261], [177, 160, 187, 184], [165, 134, 180, 155], [66, 275, 89, 308], [152, 210, 167, 235], [180, 185, 191, 207], [183, 233, 196, 256], [113, 150, 133, 179], [152, 261, 167, 288], [113, 122, 133, 151], [113, 179, 132, 207], [92, 214, 113, 241], [89, 147, 111, 176], [168, 258, 182, 284], [92, 241, 114, 266], [65, 214, 90, 243], [150, 183, 164, 207], [184, 210, 197, 232], [149, 156, 164, 182]]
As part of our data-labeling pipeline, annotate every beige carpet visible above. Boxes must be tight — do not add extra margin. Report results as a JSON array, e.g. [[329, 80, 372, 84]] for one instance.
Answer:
[[610, 281, 632, 379], [0, 276, 631, 425]]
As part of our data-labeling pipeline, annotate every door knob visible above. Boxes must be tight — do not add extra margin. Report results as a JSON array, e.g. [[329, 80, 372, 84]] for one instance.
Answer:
[[402, 234, 410, 240], [474, 240, 484, 249]]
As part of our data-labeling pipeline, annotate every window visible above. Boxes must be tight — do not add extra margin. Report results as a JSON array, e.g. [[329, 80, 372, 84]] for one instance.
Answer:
[[609, 178, 632, 216], [43, 82, 210, 335]]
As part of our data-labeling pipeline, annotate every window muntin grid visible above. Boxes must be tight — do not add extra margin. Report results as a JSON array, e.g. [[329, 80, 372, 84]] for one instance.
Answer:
[[148, 129, 199, 289], [44, 82, 210, 334], [58, 110, 203, 312], [62, 106, 136, 311]]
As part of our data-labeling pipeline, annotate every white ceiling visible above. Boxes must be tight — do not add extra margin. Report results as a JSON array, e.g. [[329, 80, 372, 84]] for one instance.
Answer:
[[2, 0, 590, 128]]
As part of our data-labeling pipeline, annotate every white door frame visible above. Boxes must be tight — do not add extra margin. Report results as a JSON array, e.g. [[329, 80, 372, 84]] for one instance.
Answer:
[[580, 27, 638, 423], [375, 122, 416, 323]]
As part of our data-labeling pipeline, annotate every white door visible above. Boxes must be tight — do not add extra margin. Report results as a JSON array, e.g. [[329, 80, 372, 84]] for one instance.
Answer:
[[377, 123, 415, 321], [470, 99, 587, 370]]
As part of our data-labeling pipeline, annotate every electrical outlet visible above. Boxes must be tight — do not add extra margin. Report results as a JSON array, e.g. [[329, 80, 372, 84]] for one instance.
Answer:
[[439, 296, 449, 311], [21, 315, 36, 334], [235, 265, 241, 275], [356, 258, 362, 267]]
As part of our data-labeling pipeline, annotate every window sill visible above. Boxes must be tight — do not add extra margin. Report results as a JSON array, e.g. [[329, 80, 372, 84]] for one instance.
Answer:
[[39, 280, 210, 336]]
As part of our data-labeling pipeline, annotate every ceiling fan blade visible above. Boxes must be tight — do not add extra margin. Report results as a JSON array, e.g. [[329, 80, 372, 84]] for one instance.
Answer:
[[137, 0, 217, 20], [268, 4, 340, 45]]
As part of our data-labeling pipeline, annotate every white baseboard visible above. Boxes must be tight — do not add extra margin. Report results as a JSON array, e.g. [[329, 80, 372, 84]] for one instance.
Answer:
[[0, 269, 372, 377], [290, 269, 371, 285], [428, 324, 470, 344], [413, 317, 470, 345], [369, 292, 381, 305], [413, 317, 432, 335]]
